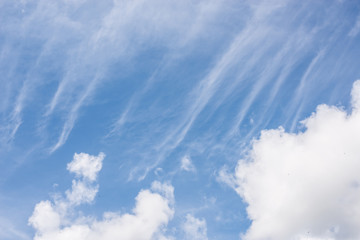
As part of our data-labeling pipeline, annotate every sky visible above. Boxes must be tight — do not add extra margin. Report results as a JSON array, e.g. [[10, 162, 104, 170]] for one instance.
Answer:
[[1, 0, 360, 239]]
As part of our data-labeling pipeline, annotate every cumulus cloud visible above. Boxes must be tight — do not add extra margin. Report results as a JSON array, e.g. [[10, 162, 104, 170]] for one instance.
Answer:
[[231, 80, 360, 240], [183, 214, 208, 240], [67, 152, 105, 182], [29, 152, 175, 240], [180, 155, 196, 172]]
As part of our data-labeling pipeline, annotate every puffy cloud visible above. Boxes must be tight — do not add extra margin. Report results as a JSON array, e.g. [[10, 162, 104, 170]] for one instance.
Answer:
[[65, 180, 98, 206], [67, 152, 105, 182], [233, 80, 360, 240], [183, 214, 208, 240], [29, 152, 175, 240], [180, 155, 196, 172], [28, 201, 61, 234]]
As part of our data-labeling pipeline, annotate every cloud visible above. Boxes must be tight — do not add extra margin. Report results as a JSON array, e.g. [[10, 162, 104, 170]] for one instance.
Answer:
[[180, 155, 196, 172], [288, 49, 326, 132], [29, 152, 175, 240], [67, 152, 105, 182], [231, 80, 360, 240], [351, 80, 360, 110], [0, 77, 33, 148], [183, 214, 208, 240], [348, 14, 360, 37], [0, 0, 223, 153], [43, 0, 221, 152], [123, 0, 298, 179], [0, 217, 30, 240], [217, 166, 237, 190]]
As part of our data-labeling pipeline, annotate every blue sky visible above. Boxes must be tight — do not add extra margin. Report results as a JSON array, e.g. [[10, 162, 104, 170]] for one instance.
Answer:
[[1, 0, 360, 239]]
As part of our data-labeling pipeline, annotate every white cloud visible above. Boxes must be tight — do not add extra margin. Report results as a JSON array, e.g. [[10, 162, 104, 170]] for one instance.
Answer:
[[65, 180, 98, 206], [29, 152, 175, 240], [67, 152, 105, 182], [42, 0, 222, 152], [351, 80, 360, 110], [29, 201, 61, 234], [183, 214, 208, 240], [231, 80, 360, 240], [180, 155, 196, 172], [348, 14, 360, 37], [217, 166, 237, 189], [0, 217, 30, 240]]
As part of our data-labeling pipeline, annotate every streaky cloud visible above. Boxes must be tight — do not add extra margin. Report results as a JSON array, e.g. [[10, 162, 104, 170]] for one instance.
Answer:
[[348, 14, 360, 37]]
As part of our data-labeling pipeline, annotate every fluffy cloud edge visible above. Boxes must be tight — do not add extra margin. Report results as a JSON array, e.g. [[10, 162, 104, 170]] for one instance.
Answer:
[[183, 214, 208, 240], [180, 155, 196, 172], [220, 80, 360, 240], [29, 152, 175, 240]]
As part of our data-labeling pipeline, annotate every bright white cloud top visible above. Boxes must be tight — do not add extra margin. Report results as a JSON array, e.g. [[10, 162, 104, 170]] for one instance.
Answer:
[[233, 80, 360, 239], [183, 214, 208, 240], [29, 153, 175, 240], [67, 152, 105, 182], [1, 0, 360, 239]]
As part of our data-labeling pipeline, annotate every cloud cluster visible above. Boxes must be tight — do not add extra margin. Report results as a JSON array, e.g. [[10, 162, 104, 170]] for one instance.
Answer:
[[29, 152, 174, 240], [233, 80, 360, 240], [180, 155, 196, 172], [183, 214, 208, 240], [67, 152, 104, 182]]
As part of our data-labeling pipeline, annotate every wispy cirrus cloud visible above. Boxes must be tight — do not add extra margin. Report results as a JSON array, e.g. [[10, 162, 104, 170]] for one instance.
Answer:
[[287, 49, 327, 132], [1, 0, 225, 154], [0, 217, 30, 240], [2, 0, 360, 239], [109, 0, 356, 180], [348, 14, 360, 37], [45, 0, 232, 152]]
